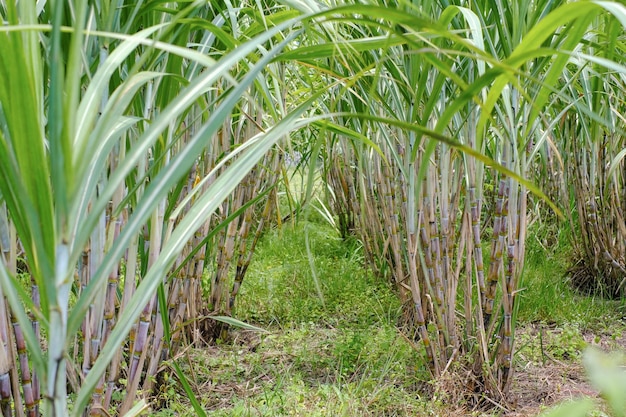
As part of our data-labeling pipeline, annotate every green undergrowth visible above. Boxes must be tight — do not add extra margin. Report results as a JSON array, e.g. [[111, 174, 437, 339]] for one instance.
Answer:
[[172, 324, 435, 416], [236, 222, 399, 328], [154, 216, 626, 416]]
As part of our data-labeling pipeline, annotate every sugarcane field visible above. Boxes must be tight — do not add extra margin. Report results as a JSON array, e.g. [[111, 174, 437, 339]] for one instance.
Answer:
[[0, 0, 625, 416]]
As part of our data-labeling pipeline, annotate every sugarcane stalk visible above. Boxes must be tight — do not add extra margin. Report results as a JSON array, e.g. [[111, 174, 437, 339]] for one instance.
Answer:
[[498, 243, 516, 389], [210, 212, 239, 315], [141, 305, 164, 395], [29, 276, 40, 416], [380, 149, 405, 286], [0, 295, 13, 417], [13, 314, 36, 416], [0, 209, 24, 416], [45, 243, 72, 417], [168, 243, 192, 350], [484, 169, 509, 328], [404, 156, 439, 374], [120, 202, 162, 414], [85, 208, 107, 414]]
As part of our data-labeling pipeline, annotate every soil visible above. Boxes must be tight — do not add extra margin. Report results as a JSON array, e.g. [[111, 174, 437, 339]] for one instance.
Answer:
[[506, 360, 597, 416]]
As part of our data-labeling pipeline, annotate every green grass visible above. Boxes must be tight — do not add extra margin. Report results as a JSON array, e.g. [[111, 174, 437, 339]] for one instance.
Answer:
[[513, 217, 626, 385], [236, 221, 400, 329], [152, 220, 438, 416], [185, 324, 433, 416]]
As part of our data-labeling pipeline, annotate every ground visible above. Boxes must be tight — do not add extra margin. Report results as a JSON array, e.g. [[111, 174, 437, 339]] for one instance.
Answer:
[[152, 324, 625, 416], [507, 327, 626, 417], [150, 220, 626, 416]]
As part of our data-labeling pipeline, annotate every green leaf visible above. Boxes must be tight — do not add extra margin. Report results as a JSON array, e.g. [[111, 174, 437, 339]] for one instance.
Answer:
[[538, 399, 595, 417], [208, 316, 268, 333], [170, 360, 208, 417], [584, 348, 626, 417]]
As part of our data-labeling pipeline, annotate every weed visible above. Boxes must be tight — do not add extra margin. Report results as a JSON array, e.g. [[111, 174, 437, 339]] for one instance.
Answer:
[[550, 324, 588, 360]]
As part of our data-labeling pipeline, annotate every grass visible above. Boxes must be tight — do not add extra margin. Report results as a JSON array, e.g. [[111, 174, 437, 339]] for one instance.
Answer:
[[228, 219, 436, 415], [152, 211, 626, 416], [237, 223, 399, 328], [180, 325, 433, 416]]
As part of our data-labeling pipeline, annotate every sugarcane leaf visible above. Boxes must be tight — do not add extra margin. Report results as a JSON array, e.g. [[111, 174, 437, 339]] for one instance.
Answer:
[[476, 2, 604, 137], [538, 399, 595, 417], [608, 147, 626, 179], [121, 400, 149, 417], [74, 25, 166, 163], [170, 360, 208, 417], [48, 0, 69, 235], [312, 120, 384, 158], [440, 6, 486, 75], [595, 1, 626, 28], [325, 112, 562, 216], [69, 17, 301, 273], [208, 316, 268, 333], [71, 70, 162, 248], [170, 186, 274, 276], [157, 283, 170, 348]]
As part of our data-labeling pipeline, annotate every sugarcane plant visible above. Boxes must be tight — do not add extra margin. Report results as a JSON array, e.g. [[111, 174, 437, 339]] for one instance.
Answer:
[[557, 13, 626, 297], [0, 0, 321, 415], [314, 0, 626, 404], [1, 0, 626, 415]]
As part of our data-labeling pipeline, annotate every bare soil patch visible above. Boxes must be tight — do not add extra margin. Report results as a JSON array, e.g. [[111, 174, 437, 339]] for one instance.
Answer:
[[495, 324, 626, 416], [506, 360, 597, 416]]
